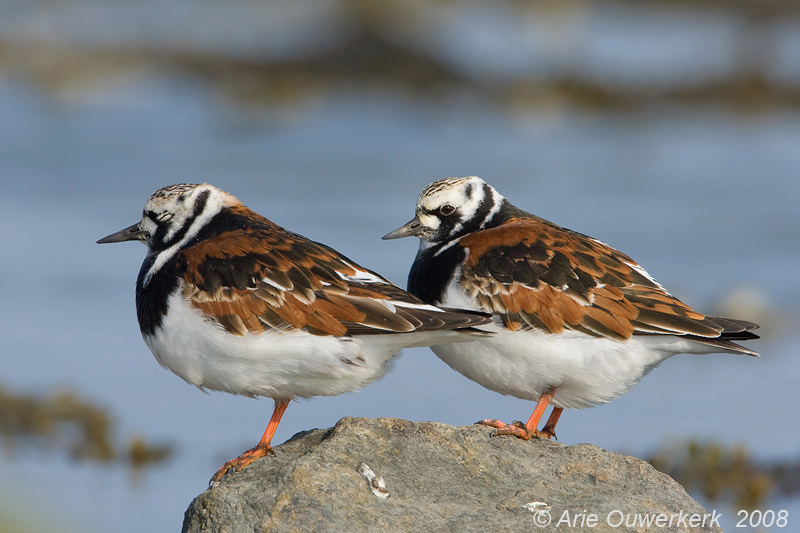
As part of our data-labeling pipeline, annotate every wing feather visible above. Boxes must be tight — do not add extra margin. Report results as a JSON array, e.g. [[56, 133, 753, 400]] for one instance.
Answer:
[[179, 206, 490, 337], [459, 218, 759, 353]]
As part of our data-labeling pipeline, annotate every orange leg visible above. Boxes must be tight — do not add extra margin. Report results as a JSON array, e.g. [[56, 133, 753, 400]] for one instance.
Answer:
[[210, 398, 290, 483], [540, 407, 563, 440], [478, 388, 559, 440]]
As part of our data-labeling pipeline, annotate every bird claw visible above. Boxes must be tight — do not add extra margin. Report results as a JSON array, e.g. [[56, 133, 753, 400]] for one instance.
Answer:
[[540, 424, 558, 441], [209, 445, 274, 485], [477, 419, 553, 441], [490, 424, 536, 440], [476, 418, 509, 429]]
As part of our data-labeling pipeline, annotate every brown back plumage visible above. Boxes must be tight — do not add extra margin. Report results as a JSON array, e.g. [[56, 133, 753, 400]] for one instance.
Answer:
[[458, 218, 759, 355], [180, 205, 490, 337]]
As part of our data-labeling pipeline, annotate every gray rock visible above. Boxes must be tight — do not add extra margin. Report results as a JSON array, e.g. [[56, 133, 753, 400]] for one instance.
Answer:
[[183, 417, 721, 533]]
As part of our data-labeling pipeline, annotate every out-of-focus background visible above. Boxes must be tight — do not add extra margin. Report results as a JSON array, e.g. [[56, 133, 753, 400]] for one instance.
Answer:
[[1, 0, 798, 531]]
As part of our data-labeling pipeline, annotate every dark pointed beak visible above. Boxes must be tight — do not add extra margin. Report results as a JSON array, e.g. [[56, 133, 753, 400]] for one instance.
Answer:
[[382, 217, 424, 240], [97, 223, 146, 244]]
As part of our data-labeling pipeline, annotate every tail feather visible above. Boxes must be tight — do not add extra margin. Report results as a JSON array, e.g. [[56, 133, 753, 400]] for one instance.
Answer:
[[689, 316, 761, 356]]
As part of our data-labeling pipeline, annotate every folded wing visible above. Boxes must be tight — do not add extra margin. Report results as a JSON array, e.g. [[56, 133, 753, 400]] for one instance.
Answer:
[[458, 218, 759, 355], [179, 212, 489, 337]]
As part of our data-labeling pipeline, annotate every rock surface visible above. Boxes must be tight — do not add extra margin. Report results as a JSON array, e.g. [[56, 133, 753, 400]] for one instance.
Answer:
[[183, 417, 720, 533]]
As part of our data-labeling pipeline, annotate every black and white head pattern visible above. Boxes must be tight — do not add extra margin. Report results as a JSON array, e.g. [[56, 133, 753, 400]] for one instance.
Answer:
[[139, 183, 237, 286], [415, 176, 505, 247]]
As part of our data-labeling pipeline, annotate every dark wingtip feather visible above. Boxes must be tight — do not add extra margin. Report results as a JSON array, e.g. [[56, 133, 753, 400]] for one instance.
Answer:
[[436, 307, 494, 329], [681, 316, 761, 356], [705, 316, 761, 334]]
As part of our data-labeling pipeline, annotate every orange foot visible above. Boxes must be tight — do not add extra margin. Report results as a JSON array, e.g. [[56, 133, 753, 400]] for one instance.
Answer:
[[210, 445, 275, 483], [540, 422, 558, 441], [477, 419, 553, 440]]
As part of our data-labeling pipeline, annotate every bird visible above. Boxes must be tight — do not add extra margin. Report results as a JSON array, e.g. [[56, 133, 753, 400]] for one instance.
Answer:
[[383, 176, 760, 441], [97, 183, 491, 482]]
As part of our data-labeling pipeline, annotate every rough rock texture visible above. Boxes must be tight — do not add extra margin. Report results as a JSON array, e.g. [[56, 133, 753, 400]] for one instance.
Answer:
[[183, 417, 720, 533]]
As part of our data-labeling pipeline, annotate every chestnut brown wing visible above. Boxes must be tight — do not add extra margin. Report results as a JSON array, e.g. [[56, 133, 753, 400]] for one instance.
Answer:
[[458, 219, 758, 351], [179, 211, 488, 337]]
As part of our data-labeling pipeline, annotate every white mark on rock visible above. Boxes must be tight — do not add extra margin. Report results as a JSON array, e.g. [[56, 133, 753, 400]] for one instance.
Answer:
[[359, 463, 389, 499], [523, 501, 550, 513], [524, 501, 553, 527], [523, 502, 553, 527]]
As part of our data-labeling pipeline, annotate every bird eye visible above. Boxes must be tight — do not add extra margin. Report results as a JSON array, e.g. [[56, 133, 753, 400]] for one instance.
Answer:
[[439, 204, 456, 216], [156, 212, 173, 222]]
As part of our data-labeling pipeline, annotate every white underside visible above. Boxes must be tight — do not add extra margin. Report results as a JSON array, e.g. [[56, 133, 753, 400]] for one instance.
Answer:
[[436, 283, 728, 410], [144, 290, 479, 399]]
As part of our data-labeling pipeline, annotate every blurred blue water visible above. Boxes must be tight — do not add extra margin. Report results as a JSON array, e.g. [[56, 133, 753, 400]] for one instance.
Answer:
[[0, 69, 798, 532]]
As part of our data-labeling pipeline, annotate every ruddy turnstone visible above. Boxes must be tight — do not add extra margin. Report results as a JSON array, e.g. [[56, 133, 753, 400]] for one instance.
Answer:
[[98, 183, 490, 481], [383, 176, 759, 440]]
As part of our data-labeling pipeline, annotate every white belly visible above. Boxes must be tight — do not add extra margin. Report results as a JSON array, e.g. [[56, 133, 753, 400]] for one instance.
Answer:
[[143, 292, 396, 399], [431, 327, 682, 409], [143, 291, 482, 399], [435, 283, 711, 409]]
